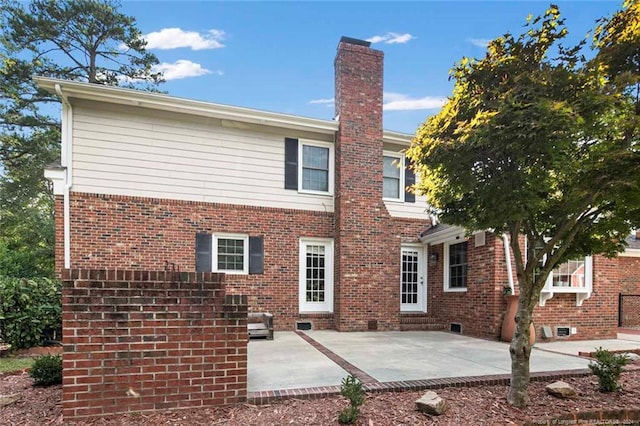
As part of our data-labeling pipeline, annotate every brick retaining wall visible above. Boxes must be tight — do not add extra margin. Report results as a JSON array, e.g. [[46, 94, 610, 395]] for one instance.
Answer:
[[61, 269, 247, 420]]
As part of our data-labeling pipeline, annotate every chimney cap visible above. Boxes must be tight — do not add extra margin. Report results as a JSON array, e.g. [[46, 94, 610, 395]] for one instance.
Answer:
[[339, 36, 371, 48]]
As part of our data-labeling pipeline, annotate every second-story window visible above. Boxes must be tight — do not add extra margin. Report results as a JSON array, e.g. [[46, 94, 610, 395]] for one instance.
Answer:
[[302, 145, 329, 192], [383, 153, 404, 200]]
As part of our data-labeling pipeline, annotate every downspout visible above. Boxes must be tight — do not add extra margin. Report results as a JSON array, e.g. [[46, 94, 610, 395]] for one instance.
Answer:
[[502, 233, 514, 294], [54, 84, 72, 269]]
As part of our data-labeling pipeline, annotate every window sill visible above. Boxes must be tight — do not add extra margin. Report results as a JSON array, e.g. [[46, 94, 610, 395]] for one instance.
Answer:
[[214, 270, 248, 275], [298, 189, 333, 197], [444, 287, 467, 293], [539, 288, 592, 307]]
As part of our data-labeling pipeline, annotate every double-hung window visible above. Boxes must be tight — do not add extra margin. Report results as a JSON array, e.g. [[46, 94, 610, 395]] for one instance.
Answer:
[[383, 153, 404, 200], [301, 144, 330, 192], [214, 234, 248, 274], [444, 241, 468, 291], [284, 138, 334, 194], [195, 233, 264, 275]]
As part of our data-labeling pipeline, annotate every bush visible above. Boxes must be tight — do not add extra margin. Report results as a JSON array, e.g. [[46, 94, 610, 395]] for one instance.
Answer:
[[29, 354, 62, 386], [338, 374, 365, 424], [0, 277, 61, 349], [588, 347, 630, 392]]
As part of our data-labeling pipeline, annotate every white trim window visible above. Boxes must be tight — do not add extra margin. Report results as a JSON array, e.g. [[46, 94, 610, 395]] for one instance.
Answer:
[[299, 140, 334, 194], [299, 238, 334, 313], [444, 240, 468, 292], [525, 238, 593, 306], [383, 152, 405, 201], [540, 256, 593, 306], [212, 234, 249, 274]]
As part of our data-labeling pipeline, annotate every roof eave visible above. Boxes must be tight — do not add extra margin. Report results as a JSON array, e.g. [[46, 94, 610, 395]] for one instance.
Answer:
[[33, 76, 340, 135]]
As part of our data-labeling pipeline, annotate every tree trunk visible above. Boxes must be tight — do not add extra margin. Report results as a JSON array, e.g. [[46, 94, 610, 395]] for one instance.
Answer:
[[507, 296, 533, 407]]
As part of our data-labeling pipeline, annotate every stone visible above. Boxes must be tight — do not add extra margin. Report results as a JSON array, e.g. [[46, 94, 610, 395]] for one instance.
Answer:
[[545, 381, 577, 399], [416, 391, 447, 415], [0, 393, 21, 408], [621, 352, 640, 362]]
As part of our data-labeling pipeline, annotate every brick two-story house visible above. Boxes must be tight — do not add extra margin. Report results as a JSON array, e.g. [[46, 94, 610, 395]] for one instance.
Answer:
[[41, 37, 640, 340]]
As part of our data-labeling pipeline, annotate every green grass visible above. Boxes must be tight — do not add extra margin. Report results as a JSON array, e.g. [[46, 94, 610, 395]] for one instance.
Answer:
[[0, 357, 34, 374]]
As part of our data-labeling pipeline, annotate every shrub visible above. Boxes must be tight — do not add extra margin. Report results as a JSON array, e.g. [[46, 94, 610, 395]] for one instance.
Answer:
[[588, 347, 630, 392], [338, 374, 365, 424], [29, 354, 62, 386], [0, 277, 62, 349]]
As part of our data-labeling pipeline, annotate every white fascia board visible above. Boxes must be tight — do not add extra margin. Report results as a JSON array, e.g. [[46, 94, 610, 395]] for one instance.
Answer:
[[383, 130, 413, 146], [44, 167, 66, 195], [420, 225, 466, 245], [619, 248, 640, 257], [34, 76, 339, 135]]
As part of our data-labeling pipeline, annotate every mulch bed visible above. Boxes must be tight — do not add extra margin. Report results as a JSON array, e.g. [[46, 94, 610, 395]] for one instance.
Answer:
[[1, 362, 640, 425]]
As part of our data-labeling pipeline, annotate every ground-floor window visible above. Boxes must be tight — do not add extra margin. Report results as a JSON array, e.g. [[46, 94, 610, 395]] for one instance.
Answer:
[[299, 238, 334, 313], [444, 240, 468, 292]]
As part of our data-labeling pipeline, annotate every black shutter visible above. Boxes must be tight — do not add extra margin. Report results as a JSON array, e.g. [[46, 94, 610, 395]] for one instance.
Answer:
[[195, 233, 212, 272], [284, 138, 298, 190], [404, 157, 416, 203], [249, 236, 264, 275]]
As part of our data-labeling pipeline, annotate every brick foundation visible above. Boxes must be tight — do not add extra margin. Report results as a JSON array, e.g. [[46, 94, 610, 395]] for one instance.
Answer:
[[61, 269, 247, 420]]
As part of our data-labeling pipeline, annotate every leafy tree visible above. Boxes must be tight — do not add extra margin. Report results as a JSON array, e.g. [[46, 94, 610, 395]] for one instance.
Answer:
[[408, 3, 640, 407], [0, 0, 163, 277]]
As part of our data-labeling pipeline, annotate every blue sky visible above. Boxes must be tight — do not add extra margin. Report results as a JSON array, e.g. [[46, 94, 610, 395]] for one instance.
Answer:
[[120, 1, 623, 134]]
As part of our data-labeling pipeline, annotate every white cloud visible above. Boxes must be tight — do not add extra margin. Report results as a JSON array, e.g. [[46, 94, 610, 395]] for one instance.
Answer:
[[468, 38, 491, 48], [153, 60, 212, 80], [309, 98, 334, 107], [383, 92, 446, 111], [367, 32, 415, 45], [144, 28, 225, 50]]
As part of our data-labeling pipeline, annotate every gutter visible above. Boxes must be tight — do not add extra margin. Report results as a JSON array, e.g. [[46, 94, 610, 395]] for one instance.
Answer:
[[502, 233, 515, 293], [54, 84, 72, 269]]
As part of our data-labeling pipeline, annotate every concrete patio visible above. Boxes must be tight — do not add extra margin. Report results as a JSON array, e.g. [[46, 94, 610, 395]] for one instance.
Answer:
[[248, 330, 640, 397]]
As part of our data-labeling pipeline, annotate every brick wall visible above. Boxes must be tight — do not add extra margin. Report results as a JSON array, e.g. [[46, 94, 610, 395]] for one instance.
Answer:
[[334, 38, 413, 331], [61, 269, 247, 420], [59, 192, 335, 330], [426, 233, 505, 339], [532, 256, 618, 340], [618, 256, 640, 327]]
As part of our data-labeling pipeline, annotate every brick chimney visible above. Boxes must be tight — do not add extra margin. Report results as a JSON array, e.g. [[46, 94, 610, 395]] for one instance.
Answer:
[[333, 37, 398, 331]]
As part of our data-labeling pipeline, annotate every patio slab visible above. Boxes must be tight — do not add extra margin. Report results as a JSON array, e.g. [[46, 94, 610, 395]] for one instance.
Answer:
[[248, 330, 640, 394], [303, 330, 591, 383], [247, 331, 348, 392]]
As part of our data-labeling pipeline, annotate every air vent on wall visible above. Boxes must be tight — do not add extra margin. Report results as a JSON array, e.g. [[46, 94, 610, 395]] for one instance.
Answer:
[[556, 326, 570, 337], [450, 323, 462, 333], [296, 321, 312, 331]]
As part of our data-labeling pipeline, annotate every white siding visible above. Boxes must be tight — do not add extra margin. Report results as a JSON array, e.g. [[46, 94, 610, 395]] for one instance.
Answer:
[[382, 143, 431, 219], [70, 100, 334, 212], [385, 192, 430, 219]]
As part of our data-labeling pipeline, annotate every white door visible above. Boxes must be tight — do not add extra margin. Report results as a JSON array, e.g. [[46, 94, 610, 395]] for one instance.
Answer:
[[400, 246, 426, 312], [299, 239, 334, 313]]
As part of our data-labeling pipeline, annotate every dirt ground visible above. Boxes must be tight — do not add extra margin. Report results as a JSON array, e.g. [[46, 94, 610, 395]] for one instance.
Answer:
[[2, 363, 640, 426]]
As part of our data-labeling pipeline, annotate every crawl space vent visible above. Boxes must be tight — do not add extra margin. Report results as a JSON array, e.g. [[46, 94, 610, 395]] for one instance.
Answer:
[[450, 323, 462, 333], [296, 321, 312, 331]]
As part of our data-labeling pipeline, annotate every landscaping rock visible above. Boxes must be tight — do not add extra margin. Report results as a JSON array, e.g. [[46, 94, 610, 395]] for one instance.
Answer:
[[0, 392, 21, 408], [546, 381, 577, 399], [622, 352, 640, 362], [416, 390, 447, 415]]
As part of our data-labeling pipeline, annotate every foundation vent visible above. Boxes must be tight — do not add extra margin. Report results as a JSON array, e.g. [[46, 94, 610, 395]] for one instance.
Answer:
[[296, 321, 312, 331], [450, 323, 462, 333]]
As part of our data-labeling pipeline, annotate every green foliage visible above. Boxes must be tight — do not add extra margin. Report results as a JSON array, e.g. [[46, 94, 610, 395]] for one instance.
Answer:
[[588, 347, 630, 392], [338, 374, 365, 424], [0, 0, 164, 278], [29, 354, 62, 386], [0, 277, 61, 349], [0, 356, 34, 374], [408, 3, 640, 407]]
